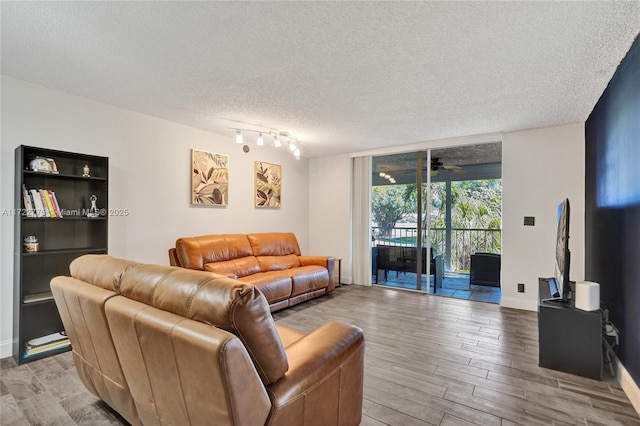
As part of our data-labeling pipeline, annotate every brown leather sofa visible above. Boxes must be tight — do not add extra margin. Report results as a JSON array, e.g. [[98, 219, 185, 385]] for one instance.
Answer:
[[168, 232, 335, 312], [51, 255, 364, 426]]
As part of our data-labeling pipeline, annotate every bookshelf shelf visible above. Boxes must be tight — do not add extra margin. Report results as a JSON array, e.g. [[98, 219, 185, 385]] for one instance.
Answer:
[[22, 247, 108, 257], [14, 145, 109, 365], [23, 216, 108, 221], [22, 292, 54, 304], [24, 170, 107, 181]]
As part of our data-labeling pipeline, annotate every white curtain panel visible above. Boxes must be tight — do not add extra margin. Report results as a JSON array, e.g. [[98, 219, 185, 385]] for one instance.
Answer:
[[351, 156, 372, 286]]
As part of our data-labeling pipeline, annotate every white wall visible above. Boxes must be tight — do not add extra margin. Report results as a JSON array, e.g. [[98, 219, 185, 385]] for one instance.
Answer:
[[0, 76, 310, 357], [501, 123, 585, 311], [308, 154, 352, 283]]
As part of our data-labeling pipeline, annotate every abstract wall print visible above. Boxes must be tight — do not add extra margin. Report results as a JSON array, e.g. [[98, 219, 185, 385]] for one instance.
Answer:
[[191, 149, 229, 205], [255, 161, 281, 207]]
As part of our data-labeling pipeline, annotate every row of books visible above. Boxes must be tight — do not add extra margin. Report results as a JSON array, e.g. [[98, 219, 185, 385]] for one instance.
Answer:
[[22, 184, 63, 218], [24, 331, 70, 357]]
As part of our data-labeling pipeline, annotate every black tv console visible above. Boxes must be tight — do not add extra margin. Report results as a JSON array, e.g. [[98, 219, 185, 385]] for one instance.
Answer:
[[538, 278, 603, 380]]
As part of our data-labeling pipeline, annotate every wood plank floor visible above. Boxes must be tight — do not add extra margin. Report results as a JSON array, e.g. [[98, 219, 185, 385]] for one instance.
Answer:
[[2, 284, 639, 425]]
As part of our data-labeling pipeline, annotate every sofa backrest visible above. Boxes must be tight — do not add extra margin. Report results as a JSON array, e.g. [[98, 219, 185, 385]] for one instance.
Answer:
[[64, 255, 289, 384], [70, 254, 138, 292], [118, 262, 289, 385], [175, 234, 253, 270], [247, 232, 301, 256], [175, 232, 305, 276]]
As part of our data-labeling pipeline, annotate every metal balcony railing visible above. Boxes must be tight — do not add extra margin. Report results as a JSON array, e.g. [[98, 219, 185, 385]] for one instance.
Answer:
[[372, 226, 501, 272]]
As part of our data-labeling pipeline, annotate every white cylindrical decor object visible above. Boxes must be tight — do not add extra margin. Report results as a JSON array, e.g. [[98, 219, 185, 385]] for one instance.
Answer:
[[575, 281, 600, 311]]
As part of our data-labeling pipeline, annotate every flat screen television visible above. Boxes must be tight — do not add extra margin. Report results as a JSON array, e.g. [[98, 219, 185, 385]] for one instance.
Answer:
[[544, 198, 572, 302]]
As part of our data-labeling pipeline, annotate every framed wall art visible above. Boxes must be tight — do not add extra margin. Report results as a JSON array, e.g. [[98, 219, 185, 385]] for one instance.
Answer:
[[191, 149, 229, 206], [255, 161, 281, 208]]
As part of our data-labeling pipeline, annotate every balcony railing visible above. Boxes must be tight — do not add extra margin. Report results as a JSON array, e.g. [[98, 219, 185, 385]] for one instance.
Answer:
[[372, 226, 501, 272]]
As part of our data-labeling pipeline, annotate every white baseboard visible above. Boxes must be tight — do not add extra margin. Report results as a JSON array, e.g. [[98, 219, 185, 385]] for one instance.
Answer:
[[500, 295, 537, 311], [0, 338, 12, 359], [616, 357, 640, 415]]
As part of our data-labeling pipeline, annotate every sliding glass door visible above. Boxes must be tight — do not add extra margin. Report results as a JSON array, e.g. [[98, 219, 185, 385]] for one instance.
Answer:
[[371, 142, 503, 301], [371, 151, 434, 292]]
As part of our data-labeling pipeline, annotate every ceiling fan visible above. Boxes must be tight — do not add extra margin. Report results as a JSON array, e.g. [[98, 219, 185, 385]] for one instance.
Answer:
[[430, 157, 465, 177]]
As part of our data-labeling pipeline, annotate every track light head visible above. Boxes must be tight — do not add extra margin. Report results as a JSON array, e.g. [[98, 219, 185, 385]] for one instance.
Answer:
[[235, 130, 243, 144], [274, 135, 282, 148], [257, 133, 264, 146]]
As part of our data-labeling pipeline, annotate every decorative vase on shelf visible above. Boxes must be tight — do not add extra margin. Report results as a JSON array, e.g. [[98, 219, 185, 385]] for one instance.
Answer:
[[24, 235, 39, 252]]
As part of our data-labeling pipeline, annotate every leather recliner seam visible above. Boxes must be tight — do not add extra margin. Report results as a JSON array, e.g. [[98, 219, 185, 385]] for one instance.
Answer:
[[131, 306, 159, 418], [219, 337, 240, 426], [77, 292, 123, 406], [169, 318, 192, 426]]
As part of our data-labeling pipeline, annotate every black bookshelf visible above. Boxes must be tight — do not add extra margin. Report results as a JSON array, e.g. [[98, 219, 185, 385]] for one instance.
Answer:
[[13, 145, 108, 364]]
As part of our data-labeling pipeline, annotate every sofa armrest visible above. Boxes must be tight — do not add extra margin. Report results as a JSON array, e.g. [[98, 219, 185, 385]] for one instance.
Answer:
[[298, 255, 333, 268], [266, 322, 364, 426], [168, 248, 180, 267], [298, 256, 335, 292]]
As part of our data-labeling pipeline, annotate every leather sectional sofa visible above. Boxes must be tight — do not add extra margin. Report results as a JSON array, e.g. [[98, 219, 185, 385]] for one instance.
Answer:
[[168, 232, 335, 312], [51, 255, 364, 426]]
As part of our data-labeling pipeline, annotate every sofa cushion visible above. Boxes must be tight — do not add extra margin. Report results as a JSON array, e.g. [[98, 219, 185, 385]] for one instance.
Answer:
[[247, 232, 301, 256], [204, 256, 261, 278], [256, 254, 300, 272], [175, 234, 253, 270], [276, 324, 305, 348], [238, 271, 293, 303], [289, 265, 330, 297], [118, 264, 288, 385]]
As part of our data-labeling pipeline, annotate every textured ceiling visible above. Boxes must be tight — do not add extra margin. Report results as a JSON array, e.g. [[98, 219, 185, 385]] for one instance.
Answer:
[[2, 2, 639, 158]]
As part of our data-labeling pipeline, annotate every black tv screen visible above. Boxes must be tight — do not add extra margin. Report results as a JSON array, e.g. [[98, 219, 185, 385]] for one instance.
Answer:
[[553, 198, 571, 301]]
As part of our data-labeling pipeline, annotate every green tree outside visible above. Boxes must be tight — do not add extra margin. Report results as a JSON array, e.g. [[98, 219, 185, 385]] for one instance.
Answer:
[[372, 179, 502, 271], [371, 185, 415, 238]]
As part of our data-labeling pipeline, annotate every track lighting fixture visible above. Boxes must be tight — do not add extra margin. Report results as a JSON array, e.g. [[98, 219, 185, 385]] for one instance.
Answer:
[[230, 127, 302, 159]]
